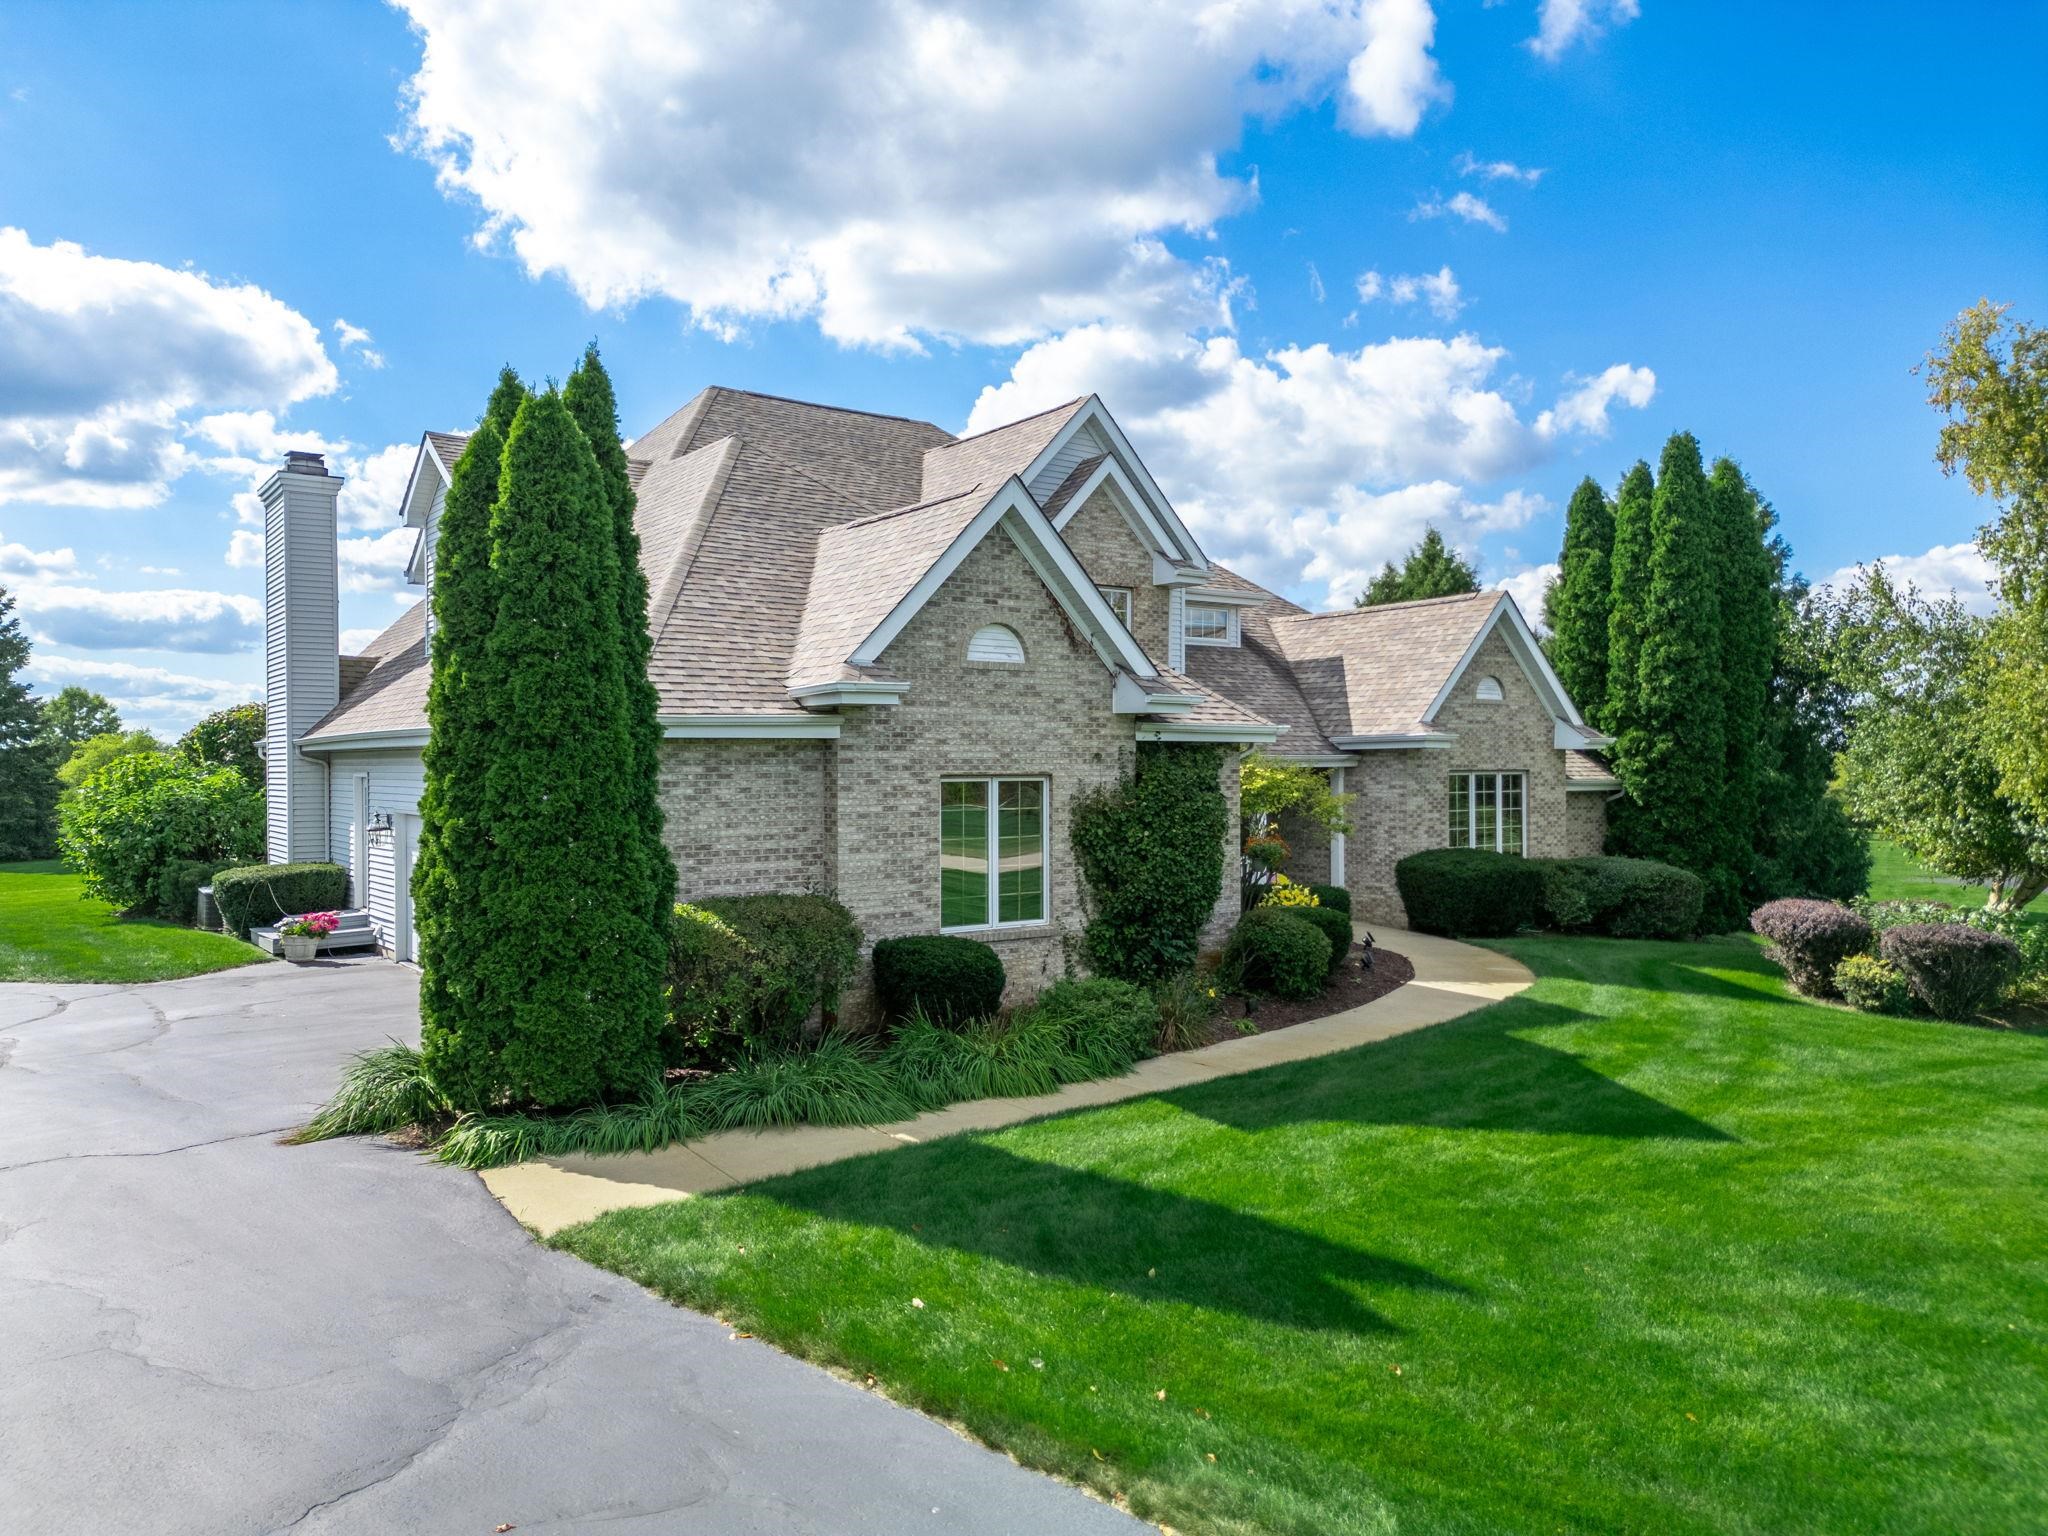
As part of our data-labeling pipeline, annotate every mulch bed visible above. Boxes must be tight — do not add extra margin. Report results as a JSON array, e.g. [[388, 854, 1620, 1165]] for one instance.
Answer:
[[1189, 946, 1415, 1046]]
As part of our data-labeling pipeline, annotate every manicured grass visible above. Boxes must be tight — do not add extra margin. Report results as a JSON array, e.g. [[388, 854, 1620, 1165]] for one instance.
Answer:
[[1867, 838, 2048, 914], [0, 861, 269, 983], [556, 935, 2048, 1536]]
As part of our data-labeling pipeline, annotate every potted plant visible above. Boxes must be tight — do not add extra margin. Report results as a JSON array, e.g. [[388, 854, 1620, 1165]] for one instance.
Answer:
[[279, 911, 340, 963]]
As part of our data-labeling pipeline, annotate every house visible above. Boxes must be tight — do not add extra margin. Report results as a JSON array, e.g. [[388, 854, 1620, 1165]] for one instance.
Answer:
[[260, 387, 1613, 997]]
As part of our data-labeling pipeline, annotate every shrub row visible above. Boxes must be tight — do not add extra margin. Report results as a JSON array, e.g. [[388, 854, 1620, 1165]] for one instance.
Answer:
[[1394, 848, 1703, 940], [214, 861, 350, 938], [872, 934, 1005, 1026], [1751, 895, 2026, 1019], [1749, 899, 1873, 998]]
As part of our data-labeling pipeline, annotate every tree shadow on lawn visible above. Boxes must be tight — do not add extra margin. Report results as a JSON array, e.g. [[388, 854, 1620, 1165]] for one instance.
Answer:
[[754, 1137, 1467, 1336], [1173, 998, 1736, 1144]]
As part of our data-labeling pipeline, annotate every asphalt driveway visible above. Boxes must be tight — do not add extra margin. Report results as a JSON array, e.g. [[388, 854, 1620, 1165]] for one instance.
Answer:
[[0, 957, 1139, 1535]]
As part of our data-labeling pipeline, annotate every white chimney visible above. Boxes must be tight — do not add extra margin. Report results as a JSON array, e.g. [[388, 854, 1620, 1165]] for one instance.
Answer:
[[262, 451, 342, 864]]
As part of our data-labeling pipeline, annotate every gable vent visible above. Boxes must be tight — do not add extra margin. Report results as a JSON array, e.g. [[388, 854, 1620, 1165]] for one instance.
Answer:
[[967, 624, 1025, 664], [1475, 675, 1504, 701]]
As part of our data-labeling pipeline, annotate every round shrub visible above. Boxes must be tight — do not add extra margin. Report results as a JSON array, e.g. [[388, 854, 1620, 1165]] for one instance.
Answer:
[[1534, 859, 1597, 930], [1295, 904, 1354, 975], [1223, 906, 1330, 1000], [1307, 883, 1351, 914], [1879, 923, 2023, 1020], [1394, 849, 1544, 937], [210, 861, 349, 939], [1749, 899, 1873, 998], [667, 904, 764, 1064], [58, 752, 264, 915], [1833, 953, 1910, 1015], [1598, 859, 1705, 940], [872, 934, 1005, 1025], [695, 893, 863, 1031]]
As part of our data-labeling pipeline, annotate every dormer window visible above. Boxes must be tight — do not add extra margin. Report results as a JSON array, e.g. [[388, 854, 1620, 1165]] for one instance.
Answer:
[[1185, 603, 1236, 646], [1098, 586, 1133, 627], [1475, 675, 1504, 702], [967, 623, 1025, 664]]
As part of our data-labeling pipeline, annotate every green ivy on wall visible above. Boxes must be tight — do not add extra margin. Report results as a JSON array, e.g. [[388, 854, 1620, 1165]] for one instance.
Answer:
[[1071, 744, 1227, 985]]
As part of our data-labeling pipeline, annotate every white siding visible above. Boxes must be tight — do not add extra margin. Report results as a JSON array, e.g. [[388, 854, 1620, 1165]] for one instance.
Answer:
[[1168, 587, 1186, 673], [420, 481, 445, 647], [325, 747, 426, 952], [262, 463, 341, 863], [1028, 420, 1110, 503]]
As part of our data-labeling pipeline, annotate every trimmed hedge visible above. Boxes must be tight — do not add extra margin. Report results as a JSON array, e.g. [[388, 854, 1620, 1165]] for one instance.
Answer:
[[1306, 883, 1351, 914], [1395, 849, 1545, 938], [156, 858, 228, 926], [1223, 906, 1329, 999], [1749, 899, 1872, 998], [214, 862, 349, 939], [1534, 856, 1704, 940], [1879, 924, 2023, 1020], [1295, 904, 1354, 974], [872, 934, 1005, 1025]]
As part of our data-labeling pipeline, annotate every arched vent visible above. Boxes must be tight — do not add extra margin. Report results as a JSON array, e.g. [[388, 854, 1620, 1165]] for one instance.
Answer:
[[1475, 674, 1504, 702], [967, 624, 1026, 664]]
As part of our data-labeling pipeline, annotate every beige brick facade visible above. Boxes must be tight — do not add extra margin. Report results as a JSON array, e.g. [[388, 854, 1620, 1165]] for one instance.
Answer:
[[659, 738, 831, 898], [1566, 790, 1608, 858], [1056, 488, 1172, 660]]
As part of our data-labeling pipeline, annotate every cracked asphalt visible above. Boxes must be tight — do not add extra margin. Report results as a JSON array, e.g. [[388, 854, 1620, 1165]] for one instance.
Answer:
[[0, 958, 1142, 1535]]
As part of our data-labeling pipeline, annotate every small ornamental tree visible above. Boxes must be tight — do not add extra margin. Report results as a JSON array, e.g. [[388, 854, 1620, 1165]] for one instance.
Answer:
[[1601, 461, 1655, 737], [564, 342, 675, 924], [417, 366, 524, 1101], [57, 751, 262, 912], [1356, 526, 1480, 606], [1545, 476, 1615, 724], [461, 388, 666, 1108], [0, 586, 60, 860], [178, 702, 265, 784]]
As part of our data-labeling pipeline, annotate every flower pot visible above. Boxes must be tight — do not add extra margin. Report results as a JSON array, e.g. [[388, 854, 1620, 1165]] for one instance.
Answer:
[[281, 934, 320, 963]]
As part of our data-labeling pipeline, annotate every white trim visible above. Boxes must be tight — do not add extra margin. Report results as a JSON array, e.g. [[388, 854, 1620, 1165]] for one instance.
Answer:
[[1152, 556, 1210, 587], [351, 773, 369, 909], [1113, 673, 1200, 715], [1329, 765, 1347, 887], [966, 623, 1026, 664], [1136, 721, 1283, 744], [1554, 719, 1616, 750], [300, 728, 431, 753], [940, 775, 1051, 932], [1025, 397, 1206, 568], [1424, 594, 1585, 728], [400, 432, 454, 529], [1183, 602, 1238, 647], [663, 714, 844, 739], [1332, 731, 1457, 750], [1098, 586, 1133, 628], [1448, 770, 1529, 856], [1045, 455, 1183, 566], [789, 679, 910, 710], [1565, 778, 1623, 792], [1183, 586, 1265, 609]]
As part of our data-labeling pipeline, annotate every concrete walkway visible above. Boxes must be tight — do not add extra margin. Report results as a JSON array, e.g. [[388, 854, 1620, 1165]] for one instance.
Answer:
[[485, 926, 1532, 1237]]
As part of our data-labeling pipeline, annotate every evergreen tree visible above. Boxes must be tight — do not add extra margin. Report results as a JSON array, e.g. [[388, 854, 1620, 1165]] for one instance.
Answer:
[[0, 587, 60, 861], [1602, 461, 1655, 736], [461, 389, 666, 1108], [1356, 526, 1480, 606], [564, 343, 675, 926], [1710, 458, 1777, 904], [417, 367, 525, 1102], [1543, 476, 1615, 719], [1610, 433, 1740, 926]]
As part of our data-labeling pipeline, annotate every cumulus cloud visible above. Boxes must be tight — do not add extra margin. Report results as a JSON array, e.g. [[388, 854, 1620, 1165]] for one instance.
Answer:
[[1494, 562, 1560, 628], [1535, 363, 1658, 438], [339, 527, 420, 594], [1410, 190, 1507, 231], [396, 0, 1449, 348], [0, 227, 337, 507], [0, 537, 81, 578], [1528, 0, 1640, 61], [12, 581, 263, 652], [1452, 150, 1544, 185], [333, 317, 386, 369], [20, 652, 257, 727], [1355, 265, 1465, 319], [1827, 541, 1998, 617]]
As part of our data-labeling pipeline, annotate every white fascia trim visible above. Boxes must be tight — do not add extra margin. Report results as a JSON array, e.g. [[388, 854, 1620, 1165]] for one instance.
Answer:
[[853, 477, 1158, 680], [400, 432, 452, 530], [1113, 672, 1200, 715], [1333, 732, 1457, 751], [1422, 594, 1586, 729], [1565, 778, 1623, 791], [1136, 721, 1284, 744], [1027, 396, 1206, 568], [1151, 555, 1210, 586], [1269, 751, 1359, 768], [662, 714, 843, 739], [1554, 719, 1616, 750], [788, 680, 909, 710], [299, 728, 430, 753], [1046, 455, 1181, 565]]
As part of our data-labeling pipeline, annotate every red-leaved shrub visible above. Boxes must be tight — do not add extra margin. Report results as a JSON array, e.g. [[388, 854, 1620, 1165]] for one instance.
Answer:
[[1749, 899, 1873, 998], [1879, 923, 2023, 1020]]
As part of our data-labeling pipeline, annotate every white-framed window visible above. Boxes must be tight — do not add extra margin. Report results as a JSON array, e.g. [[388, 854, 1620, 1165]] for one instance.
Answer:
[[1475, 674, 1504, 702], [1184, 602, 1236, 646], [1099, 586, 1133, 627], [941, 776, 1048, 929], [966, 623, 1025, 664], [1448, 772, 1526, 854]]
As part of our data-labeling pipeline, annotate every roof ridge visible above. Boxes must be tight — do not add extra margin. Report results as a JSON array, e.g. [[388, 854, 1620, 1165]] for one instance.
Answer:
[[646, 435, 744, 656], [840, 482, 988, 529], [938, 396, 1088, 448], [742, 440, 884, 515], [1280, 589, 1501, 620], [714, 385, 950, 435]]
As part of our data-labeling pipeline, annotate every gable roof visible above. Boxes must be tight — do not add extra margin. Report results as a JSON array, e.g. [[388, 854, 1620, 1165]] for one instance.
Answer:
[[1264, 591, 1504, 741], [920, 399, 1087, 502]]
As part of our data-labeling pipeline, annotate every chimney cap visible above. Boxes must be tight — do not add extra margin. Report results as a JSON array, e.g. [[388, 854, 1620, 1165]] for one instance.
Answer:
[[283, 450, 328, 475]]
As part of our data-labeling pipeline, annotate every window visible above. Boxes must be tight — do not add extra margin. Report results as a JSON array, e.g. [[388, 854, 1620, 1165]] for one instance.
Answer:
[[1185, 602, 1234, 645], [1448, 772, 1526, 854], [966, 623, 1025, 663], [1475, 674, 1504, 702], [1099, 586, 1133, 627], [941, 778, 1048, 929]]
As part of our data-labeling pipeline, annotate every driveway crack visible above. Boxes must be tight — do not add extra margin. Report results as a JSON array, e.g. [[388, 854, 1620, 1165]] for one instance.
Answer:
[[0, 1124, 298, 1175]]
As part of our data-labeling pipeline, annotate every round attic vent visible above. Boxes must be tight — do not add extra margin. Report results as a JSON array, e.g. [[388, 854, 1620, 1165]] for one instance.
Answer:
[[967, 624, 1026, 664], [1475, 674, 1504, 702]]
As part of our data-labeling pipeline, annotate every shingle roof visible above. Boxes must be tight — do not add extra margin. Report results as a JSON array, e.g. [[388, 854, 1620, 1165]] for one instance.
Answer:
[[1038, 452, 1107, 522], [920, 398, 1085, 502], [1143, 667, 1276, 731], [1564, 748, 1620, 785], [423, 431, 471, 473], [1267, 590, 1505, 739], [1180, 567, 1333, 755], [302, 601, 427, 741]]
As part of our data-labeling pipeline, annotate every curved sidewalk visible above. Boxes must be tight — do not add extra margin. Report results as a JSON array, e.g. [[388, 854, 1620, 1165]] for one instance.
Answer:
[[484, 926, 1532, 1237]]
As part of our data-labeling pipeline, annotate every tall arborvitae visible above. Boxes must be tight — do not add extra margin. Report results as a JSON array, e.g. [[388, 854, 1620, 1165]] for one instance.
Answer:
[[468, 390, 666, 1107], [563, 343, 674, 925], [1544, 476, 1616, 720], [1611, 433, 1737, 925], [1710, 457, 1776, 906], [1601, 461, 1656, 737], [417, 367, 526, 1100]]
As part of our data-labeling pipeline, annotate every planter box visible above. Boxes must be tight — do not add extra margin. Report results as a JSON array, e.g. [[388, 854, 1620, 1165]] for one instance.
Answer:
[[281, 935, 320, 963]]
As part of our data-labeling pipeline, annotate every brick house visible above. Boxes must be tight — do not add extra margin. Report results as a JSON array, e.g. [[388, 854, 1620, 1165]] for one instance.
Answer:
[[261, 387, 1613, 992]]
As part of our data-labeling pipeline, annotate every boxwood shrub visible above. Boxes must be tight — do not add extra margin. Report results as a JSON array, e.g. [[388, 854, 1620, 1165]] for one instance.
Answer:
[[1879, 923, 2023, 1019], [1307, 882, 1351, 914], [1833, 953, 1910, 1015], [1222, 906, 1329, 999], [214, 861, 349, 939], [872, 934, 1005, 1025], [1394, 849, 1544, 937], [1749, 899, 1873, 998], [1295, 904, 1354, 974]]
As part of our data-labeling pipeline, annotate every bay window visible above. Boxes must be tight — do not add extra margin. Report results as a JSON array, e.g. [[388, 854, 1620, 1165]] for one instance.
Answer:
[[941, 777, 1048, 929], [1448, 772, 1526, 855]]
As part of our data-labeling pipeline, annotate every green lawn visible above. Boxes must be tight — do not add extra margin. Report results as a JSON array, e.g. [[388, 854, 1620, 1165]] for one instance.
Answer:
[[1867, 838, 2048, 915], [557, 935, 2047, 1536], [0, 860, 269, 983]]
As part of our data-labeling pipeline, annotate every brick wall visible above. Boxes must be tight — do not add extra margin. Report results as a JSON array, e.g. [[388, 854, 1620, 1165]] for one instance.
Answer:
[[1345, 629, 1581, 926], [659, 738, 830, 899], [1566, 791, 1608, 857], [1198, 750, 1244, 951], [1057, 488, 1171, 662]]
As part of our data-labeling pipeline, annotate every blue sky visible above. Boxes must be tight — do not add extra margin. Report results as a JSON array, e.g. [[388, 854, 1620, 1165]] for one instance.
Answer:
[[2, 0, 2042, 736]]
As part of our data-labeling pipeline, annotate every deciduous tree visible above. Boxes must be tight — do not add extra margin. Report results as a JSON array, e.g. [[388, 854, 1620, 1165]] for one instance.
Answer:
[[38, 687, 120, 754], [178, 702, 264, 784]]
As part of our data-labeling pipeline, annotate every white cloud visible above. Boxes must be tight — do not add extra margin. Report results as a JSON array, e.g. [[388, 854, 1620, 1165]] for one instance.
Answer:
[[396, 0, 1449, 348], [1355, 264, 1465, 319], [338, 526, 420, 593], [1453, 150, 1544, 185], [12, 581, 263, 652], [340, 626, 385, 655], [1410, 190, 1507, 231], [1529, 0, 1640, 61], [333, 317, 386, 369], [0, 537, 81, 578], [21, 652, 257, 726], [1535, 363, 1657, 438], [336, 442, 419, 530], [1307, 262, 1327, 304], [0, 227, 337, 507], [1494, 562, 1560, 628], [226, 529, 264, 569], [1829, 541, 1998, 617]]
